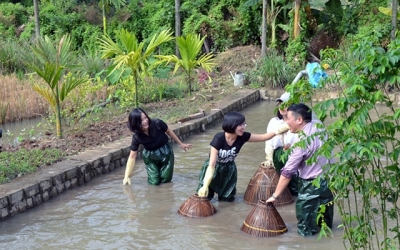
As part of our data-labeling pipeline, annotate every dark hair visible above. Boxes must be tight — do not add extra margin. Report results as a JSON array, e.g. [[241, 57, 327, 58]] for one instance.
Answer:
[[276, 107, 283, 120], [222, 111, 245, 133], [274, 101, 283, 120], [127, 107, 152, 133], [287, 103, 312, 123]]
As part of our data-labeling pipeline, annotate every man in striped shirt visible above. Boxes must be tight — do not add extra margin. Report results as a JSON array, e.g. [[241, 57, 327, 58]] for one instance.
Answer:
[[266, 103, 334, 237]]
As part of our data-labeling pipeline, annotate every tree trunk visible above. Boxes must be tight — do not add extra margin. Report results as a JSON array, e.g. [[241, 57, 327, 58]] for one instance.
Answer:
[[261, 0, 267, 57], [33, 0, 40, 39], [55, 102, 62, 139], [134, 75, 139, 108], [175, 0, 181, 58], [188, 71, 192, 96], [391, 0, 398, 40], [293, 0, 301, 38], [102, 0, 107, 34]]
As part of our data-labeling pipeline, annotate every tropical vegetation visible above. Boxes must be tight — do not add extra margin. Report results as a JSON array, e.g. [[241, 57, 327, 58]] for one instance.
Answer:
[[0, 0, 399, 248]]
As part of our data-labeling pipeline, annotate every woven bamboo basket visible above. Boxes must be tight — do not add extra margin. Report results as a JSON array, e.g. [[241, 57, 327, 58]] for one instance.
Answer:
[[178, 194, 217, 218], [241, 199, 287, 237], [244, 165, 293, 206]]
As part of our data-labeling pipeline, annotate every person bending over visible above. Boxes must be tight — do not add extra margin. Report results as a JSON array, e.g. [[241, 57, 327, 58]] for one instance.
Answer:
[[123, 108, 192, 186]]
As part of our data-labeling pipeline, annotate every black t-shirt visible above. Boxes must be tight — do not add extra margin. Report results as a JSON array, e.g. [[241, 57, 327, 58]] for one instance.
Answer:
[[210, 131, 251, 163], [130, 119, 169, 151]]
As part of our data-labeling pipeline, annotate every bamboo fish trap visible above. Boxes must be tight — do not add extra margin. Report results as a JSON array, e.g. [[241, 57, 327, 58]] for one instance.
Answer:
[[243, 164, 293, 206], [241, 200, 287, 237], [178, 194, 217, 218]]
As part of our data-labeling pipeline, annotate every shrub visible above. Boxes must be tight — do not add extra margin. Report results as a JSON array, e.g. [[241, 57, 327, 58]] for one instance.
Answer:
[[249, 49, 293, 89]]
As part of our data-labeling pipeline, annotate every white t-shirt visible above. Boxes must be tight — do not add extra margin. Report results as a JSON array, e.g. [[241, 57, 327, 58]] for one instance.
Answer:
[[265, 117, 296, 150]]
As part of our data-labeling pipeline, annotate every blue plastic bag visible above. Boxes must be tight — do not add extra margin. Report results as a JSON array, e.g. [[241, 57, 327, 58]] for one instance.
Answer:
[[306, 62, 328, 88]]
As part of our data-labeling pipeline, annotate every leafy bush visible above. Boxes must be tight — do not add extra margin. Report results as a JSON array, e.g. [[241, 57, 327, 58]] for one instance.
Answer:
[[314, 37, 400, 248], [249, 49, 293, 89], [0, 39, 32, 74]]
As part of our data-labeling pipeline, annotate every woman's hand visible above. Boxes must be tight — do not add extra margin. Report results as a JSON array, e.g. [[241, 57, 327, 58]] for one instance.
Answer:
[[180, 143, 192, 152]]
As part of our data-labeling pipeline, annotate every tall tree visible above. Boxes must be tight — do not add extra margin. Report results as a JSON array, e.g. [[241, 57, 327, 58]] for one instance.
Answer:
[[175, 0, 181, 57], [261, 0, 267, 57], [293, 0, 301, 38], [378, 2, 400, 40], [33, 0, 40, 39], [391, 0, 398, 40]]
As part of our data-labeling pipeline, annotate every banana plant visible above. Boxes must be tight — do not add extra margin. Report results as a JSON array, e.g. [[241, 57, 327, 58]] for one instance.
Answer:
[[99, 29, 174, 107], [26, 35, 89, 138], [155, 34, 216, 96], [244, 0, 290, 50], [378, 6, 400, 20]]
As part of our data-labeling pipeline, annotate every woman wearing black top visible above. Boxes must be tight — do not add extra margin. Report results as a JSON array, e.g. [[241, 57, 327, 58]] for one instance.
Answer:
[[123, 108, 192, 186], [196, 111, 289, 201]]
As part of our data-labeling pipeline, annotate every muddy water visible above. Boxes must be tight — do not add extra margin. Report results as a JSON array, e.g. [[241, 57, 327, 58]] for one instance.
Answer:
[[0, 117, 44, 146], [0, 100, 349, 250]]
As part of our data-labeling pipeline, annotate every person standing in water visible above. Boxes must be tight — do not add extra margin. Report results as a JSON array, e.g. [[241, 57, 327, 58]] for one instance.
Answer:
[[264, 92, 299, 195], [196, 111, 290, 202], [123, 108, 192, 186], [266, 103, 334, 236]]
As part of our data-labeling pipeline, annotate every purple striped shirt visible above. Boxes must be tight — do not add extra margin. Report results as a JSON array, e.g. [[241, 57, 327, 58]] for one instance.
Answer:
[[281, 121, 330, 180]]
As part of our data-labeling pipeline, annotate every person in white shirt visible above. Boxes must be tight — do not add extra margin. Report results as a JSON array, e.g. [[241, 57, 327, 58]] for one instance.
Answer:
[[263, 92, 299, 195]]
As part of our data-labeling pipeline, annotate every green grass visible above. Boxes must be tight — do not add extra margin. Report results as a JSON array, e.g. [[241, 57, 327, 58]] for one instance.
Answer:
[[0, 148, 65, 184]]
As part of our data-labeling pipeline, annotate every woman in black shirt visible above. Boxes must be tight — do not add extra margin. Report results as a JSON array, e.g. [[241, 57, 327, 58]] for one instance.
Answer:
[[197, 111, 289, 201], [123, 108, 192, 185]]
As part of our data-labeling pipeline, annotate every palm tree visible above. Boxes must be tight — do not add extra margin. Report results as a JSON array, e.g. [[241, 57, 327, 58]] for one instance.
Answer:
[[26, 35, 89, 138], [99, 29, 174, 107], [156, 34, 216, 96]]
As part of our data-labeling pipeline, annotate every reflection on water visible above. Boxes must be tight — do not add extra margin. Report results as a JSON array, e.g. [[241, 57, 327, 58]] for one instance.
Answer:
[[0, 117, 44, 146], [0, 100, 350, 250]]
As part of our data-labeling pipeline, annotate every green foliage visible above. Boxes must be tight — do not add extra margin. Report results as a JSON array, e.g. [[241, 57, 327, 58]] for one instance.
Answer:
[[285, 36, 308, 69], [0, 148, 65, 184], [39, 4, 84, 41], [350, 23, 392, 47], [337, 0, 392, 41], [156, 33, 216, 96], [181, 0, 261, 51], [99, 28, 174, 107], [79, 50, 108, 79], [313, 37, 400, 249], [26, 34, 90, 138], [284, 8, 308, 69], [248, 49, 293, 89], [71, 25, 103, 54], [0, 39, 29, 74], [0, 2, 32, 39], [0, 2, 30, 26]]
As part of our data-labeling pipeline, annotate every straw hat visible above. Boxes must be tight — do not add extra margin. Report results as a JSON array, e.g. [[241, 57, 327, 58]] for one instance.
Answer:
[[178, 194, 217, 218], [241, 200, 287, 237]]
